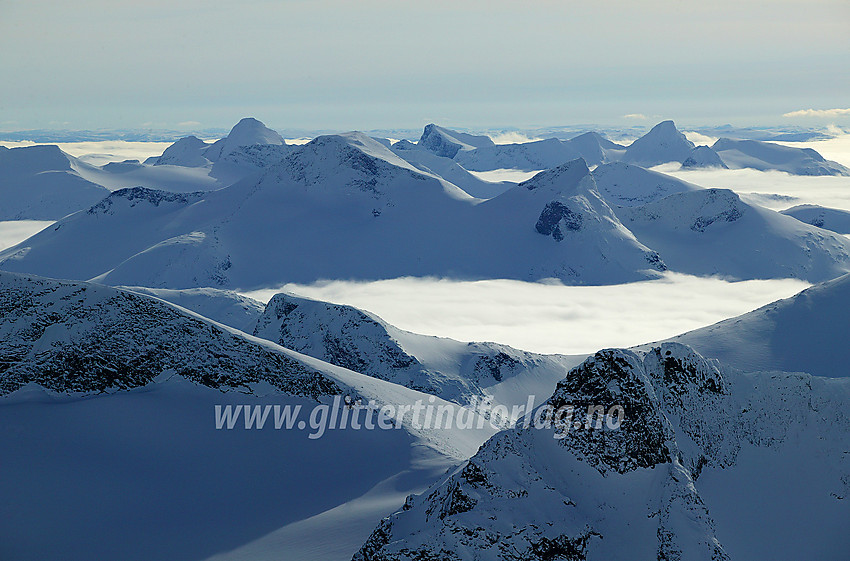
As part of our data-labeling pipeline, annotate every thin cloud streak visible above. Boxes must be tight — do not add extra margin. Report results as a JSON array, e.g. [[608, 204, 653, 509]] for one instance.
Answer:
[[783, 108, 850, 118]]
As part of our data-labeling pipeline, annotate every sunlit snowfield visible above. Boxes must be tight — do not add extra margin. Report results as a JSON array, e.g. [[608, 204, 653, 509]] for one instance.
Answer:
[[4, 134, 850, 355]]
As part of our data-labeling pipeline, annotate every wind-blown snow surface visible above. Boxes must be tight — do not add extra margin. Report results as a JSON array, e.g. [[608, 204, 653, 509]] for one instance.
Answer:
[[667, 273, 850, 378], [0, 271, 498, 561], [616, 187, 850, 281], [354, 343, 850, 561]]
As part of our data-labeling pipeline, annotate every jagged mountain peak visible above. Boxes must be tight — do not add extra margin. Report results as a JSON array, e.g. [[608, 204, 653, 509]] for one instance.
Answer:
[[623, 120, 696, 166], [418, 123, 495, 158]]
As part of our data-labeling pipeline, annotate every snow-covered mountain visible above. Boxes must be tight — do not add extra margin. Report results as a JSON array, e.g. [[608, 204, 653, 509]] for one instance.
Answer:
[[0, 144, 110, 220], [451, 131, 623, 172], [591, 161, 700, 206], [616, 187, 850, 282], [253, 292, 579, 410], [781, 204, 850, 234], [391, 139, 512, 198], [417, 124, 495, 158], [0, 270, 498, 561], [354, 342, 850, 560], [670, 273, 850, 378], [682, 144, 728, 169], [0, 140, 668, 287], [117, 285, 266, 333], [621, 120, 700, 167], [453, 137, 585, 172], [712, 137, 850, 175], [155, 135, 211, 167], [0, 270, 337, 396]]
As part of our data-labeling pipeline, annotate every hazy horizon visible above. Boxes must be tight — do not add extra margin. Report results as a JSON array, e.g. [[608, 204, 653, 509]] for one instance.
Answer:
[[2, 0, 848, 132]]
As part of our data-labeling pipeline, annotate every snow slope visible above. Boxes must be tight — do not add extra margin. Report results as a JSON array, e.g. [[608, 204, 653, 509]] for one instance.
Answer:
[[0, 140, 667, 287], [0, 145, 110, 219], [669, 273, 850, 377], [712, 137, 850, 176], [354, 342, 850, 560], [452, 132, 623, 172], [780, 204, 850, 234], [616, 187, 850, 282], [0, 270, 499, 561], [391, 139, 512, 198], [253, 292, 580, 411], [591, 161, 700, 206]]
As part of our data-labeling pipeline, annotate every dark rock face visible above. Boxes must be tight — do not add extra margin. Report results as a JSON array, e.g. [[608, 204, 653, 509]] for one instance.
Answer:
[[548, 349, 672, 474], [535, 201, 583, 241], [352, 344, 748, 561], [254, 293, 420, 385], [87, 187, 205, 215], [0, 272, 339, 397]]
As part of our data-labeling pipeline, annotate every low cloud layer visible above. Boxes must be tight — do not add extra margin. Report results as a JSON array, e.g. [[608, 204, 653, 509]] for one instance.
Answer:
[[0, 221, 54, 252], [241, 274, 809, 356]]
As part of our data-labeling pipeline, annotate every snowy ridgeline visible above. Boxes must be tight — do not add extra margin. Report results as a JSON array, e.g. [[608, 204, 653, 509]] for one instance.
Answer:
[[3, 130, 850, 289], [2, 267, 850, 559], [0, 270, 577, 412], [354, 342, 850, 561], [1, 118, 845, 224]]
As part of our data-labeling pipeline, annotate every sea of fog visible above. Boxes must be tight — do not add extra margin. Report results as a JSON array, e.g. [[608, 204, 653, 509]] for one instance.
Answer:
[[4, 133, 850, 355]]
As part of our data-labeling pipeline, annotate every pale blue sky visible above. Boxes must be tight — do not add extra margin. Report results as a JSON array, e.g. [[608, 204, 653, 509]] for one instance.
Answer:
[[1, 0, 848, 131]]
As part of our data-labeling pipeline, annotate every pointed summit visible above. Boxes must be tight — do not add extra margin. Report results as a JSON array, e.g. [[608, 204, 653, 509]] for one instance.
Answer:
[[622, 120, 695, 167], [418, 124, 495, 158]]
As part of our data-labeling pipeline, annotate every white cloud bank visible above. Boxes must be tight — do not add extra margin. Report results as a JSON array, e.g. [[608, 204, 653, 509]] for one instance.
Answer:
[[0, 221, 54, 252], [783, 108, 850, 118], [240, 274, 809, 356]]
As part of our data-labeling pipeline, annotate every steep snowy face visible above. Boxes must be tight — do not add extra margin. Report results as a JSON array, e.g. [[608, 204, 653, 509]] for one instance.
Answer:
[[354, 342, 850, 561], [203, 117, 285, 162], [565, 131, 626, 165], [418, 124, 495, 158], [391, 141, 512, 199], [154, 135, 211, 167], [712, 138, 850, 176], [0, 271, 339, 397], [591, 161, 699, 207], [622, 120, 696, 167], [253, 292, 570, 406], [682, 145, 728, 169], [618, 188, 850, 282], [781, 204, 850, 235], [477, 158, 667, 281], [0, 144, 110, 220], [672, 272, 850, 378]]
